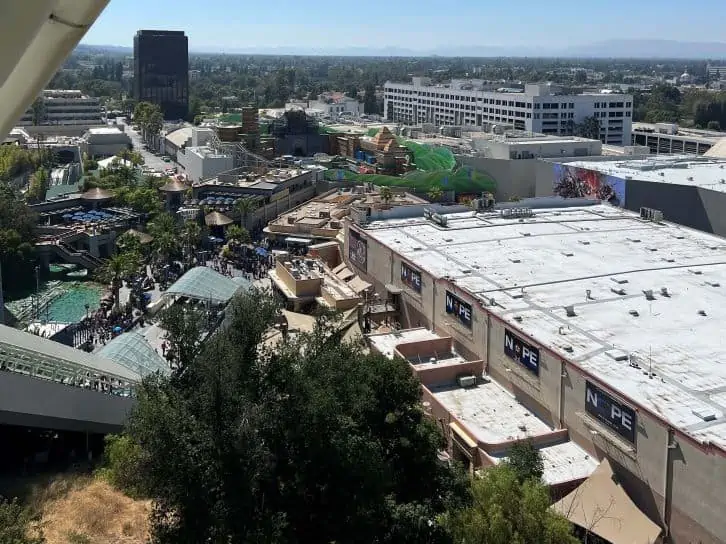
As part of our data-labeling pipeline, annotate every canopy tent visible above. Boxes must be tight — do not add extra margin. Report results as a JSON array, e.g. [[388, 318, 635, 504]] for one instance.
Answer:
[[98, 331, 169, 378], [164, 266, 251, 305], [205, 211, 234, 227], [81, 187, 113, 201], [552, 459, 662, 544]]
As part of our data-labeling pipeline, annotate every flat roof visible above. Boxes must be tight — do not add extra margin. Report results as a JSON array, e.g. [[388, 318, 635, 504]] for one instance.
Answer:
[[489, 441, 598, 486], [557, 156, 726, 192], [361, 204, 726, 448], [368, 328, 441, 360], [87, 127, 123, 135]]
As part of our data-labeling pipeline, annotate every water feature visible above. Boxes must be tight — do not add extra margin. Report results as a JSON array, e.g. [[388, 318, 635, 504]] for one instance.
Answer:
[[6, 280, 103, 325]]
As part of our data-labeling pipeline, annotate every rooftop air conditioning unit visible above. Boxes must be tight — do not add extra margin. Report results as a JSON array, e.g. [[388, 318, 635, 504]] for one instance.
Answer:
[[287, 215, 297, 224], [457, 375, 477, 388]]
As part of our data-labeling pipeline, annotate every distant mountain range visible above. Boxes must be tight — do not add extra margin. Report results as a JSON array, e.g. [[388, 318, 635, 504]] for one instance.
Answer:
[[77, 39, 726, 59]]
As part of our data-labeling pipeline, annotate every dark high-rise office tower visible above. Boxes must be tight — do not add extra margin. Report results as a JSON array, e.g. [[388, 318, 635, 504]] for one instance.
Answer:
[[133, 30, 188, 120]]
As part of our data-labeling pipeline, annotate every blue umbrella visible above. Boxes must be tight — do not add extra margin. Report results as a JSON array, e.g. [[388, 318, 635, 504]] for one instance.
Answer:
[[255, 247, 269, 257], [62, 214, 72, 219]]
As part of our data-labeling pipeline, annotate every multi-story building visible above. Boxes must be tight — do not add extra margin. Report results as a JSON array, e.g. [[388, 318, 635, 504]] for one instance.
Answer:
[[133, 30, 188, 120], [384, 78, 633, 146], [345, 202, 726, 544], [632, 122, 721, 155], [707, 64, 726, 80], [17, 89, 102, 126]]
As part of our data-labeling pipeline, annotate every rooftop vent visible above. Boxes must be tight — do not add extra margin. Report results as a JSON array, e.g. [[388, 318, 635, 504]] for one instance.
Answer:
[[629, 310, 640, 317], [698, 310, 707, 316], [611, 287, 626, 296], [564, 305, 577, 317], [692, 407, 717, 422], [706, 281, 721, 287], [585, 289, 594, 300], [457, 375, 477, 388], [688, 269, 703, 275], [643, 289, 655, 301], [562, 251, 574, 257], [563, 345, 574, 353], [579, 240, 591, 245], [611, 277, 629, 285], [605, 349, 629, 362], [660, 287, 670, 297], [509, 258, 522, 263], [514, 315, 523, 322]]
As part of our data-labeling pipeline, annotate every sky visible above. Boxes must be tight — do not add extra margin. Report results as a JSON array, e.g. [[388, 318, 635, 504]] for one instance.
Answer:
[[83, 0, 726, 52]]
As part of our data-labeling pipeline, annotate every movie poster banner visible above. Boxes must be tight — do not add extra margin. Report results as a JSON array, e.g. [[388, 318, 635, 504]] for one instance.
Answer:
[[401, 261, 422, 292], [445, 290, 473, 328], [348, 229, 368, 272], [585, 381, 637, 444], [503, 328, 540, 375], [553, 164, 626, 207]]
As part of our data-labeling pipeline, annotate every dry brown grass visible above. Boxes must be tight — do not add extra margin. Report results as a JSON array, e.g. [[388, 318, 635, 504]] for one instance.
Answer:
[[30, 474, 151, 544]]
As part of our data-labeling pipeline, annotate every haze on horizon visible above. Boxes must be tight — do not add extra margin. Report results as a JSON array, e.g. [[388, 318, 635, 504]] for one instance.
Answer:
[[83, 0, 726, 53]]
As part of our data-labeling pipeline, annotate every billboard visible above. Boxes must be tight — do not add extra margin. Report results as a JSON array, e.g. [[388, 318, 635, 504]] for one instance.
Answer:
[[504, 329, 540, 375], [401, 261, 422, 292], [348, 229, 367, 272], [553, 164, 626, 207], [585, 381, 637, 444], [445, 290, 472, 328]]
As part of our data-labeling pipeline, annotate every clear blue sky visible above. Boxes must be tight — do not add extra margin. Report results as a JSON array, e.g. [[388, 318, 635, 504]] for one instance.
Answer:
[[83, 0, 726, 51]]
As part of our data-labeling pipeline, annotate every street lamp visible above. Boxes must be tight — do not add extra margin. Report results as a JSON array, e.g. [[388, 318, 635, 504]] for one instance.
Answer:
[[85, 303, 90, 320]]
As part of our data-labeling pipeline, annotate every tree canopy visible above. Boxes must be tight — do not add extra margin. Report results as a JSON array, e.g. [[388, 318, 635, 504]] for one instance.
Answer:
[[0, 183, 37, 294], [116, 291, 469, 543]]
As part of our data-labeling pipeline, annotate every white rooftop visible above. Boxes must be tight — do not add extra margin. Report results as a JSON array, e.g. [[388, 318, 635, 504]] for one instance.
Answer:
[[363, 204, 726, 448], [560, 156, 726, 192], [489, 442, 598, 486], [87, 127, 124, 135]]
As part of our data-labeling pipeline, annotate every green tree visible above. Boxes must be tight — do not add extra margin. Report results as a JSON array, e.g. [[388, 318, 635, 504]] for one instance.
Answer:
[[507, 439, 545, 484], [574, 116, 601, 141], [96, 252, 140, 309], [427, 185, 443, 202], [0, 497, 44, 544], [26, 168, 49, 203], [158, 304, 207, 371], [149, 213, 179, 266], [226, 224, 251, 244], [30, 96, 46, 126], [234, 197, 257, 229], [116, 230, 144, 256], [363, 83, 379, 115], [380, 185, 393, 205], [96, 434, 147, 498], [121, 291, 469, 543], [441, 464, 578, 544], [181, 220, 202, 267]]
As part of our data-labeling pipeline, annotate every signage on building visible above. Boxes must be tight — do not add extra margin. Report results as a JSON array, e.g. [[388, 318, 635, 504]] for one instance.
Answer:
[[504, 328, 540, 375], [348, 229, 367, 272], [585, 381, 637, 444], [445, 290, 472, 328], [401, 261, 422, 292]]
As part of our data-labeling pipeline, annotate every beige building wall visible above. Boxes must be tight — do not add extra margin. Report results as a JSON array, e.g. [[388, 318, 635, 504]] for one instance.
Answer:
[[348, 224, 726, 544]]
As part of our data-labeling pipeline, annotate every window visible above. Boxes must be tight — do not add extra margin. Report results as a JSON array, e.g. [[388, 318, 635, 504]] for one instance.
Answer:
[[626, 111, 631, 117], [570, 103, 574, 108], [534, 103, 540, 109], [534, 113, 540, 119], [626, 101, 632, 108], [526, 112, 531, 118]]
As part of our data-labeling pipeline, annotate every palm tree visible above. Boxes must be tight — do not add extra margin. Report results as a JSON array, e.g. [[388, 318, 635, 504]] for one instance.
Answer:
[[226, 224, 251, 245], [97, 252, 140, 310], [235, 198, 257, 229], [379, 186, 393, 206], [427, 185, 443, 202], [149, 213, 179, 266], [181, 220, 202, 267]]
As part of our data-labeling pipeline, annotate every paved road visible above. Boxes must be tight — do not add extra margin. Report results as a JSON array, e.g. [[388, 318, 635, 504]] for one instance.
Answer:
[[119, 122, 171, 173]]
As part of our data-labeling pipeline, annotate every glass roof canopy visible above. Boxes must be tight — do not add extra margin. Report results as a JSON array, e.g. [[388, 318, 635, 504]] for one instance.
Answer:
[[0, 324, 139, 395], [98, 331, 170, 378], [164, 266, 251, 305]]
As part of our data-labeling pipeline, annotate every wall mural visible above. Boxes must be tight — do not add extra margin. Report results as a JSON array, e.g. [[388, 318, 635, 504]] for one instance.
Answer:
[[553, 164, 626, 207]]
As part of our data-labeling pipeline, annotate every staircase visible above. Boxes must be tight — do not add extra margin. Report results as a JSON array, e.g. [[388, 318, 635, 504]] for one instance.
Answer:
[[46, 240, 105, 270]]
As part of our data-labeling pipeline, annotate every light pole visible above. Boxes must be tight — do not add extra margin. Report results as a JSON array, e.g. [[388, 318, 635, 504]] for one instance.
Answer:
[[34, 265, 40, 321]]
